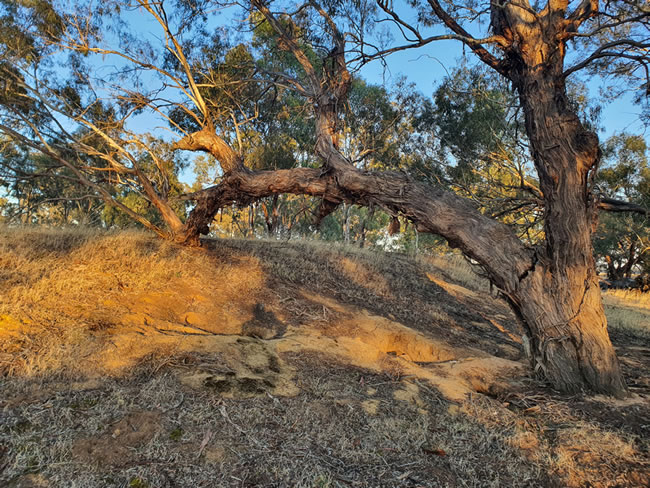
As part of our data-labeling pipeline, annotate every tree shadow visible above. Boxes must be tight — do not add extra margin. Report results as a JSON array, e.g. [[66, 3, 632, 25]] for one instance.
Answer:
[[206, 237, 524, 361]]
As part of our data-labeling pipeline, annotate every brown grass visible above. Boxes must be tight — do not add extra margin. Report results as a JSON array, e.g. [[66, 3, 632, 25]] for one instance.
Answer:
[[0, 227, 648, 487], [603, 289, 650, 340], [0, 226, 268, 377]]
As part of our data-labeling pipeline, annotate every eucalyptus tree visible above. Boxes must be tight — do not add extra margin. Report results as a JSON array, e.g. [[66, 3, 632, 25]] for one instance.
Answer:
[[0, 0, 197, 237], [2, 0, 649, 396], [426, 64, 545, 242], [594, 134, 650, 281], [200, 0, 648, 395], [173, 0, 624, 394], [340, 0, 650, 396], [0, 144, 106, 225]]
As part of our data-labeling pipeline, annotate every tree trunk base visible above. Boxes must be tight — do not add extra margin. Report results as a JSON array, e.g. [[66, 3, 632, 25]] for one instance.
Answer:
[[519, 270, 627, 398]]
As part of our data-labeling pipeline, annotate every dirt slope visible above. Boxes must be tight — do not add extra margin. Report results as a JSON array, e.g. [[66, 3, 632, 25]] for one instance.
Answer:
[[0, 228, 648, 487]]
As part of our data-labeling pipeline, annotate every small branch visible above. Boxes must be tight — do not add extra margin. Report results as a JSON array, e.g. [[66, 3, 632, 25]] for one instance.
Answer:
[[564, 39, 650, 78], [426, 0, 509, 76], [598, 197, 650, 215]]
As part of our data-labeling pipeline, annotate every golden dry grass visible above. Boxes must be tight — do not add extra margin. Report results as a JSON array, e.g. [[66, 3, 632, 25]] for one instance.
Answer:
[[0, 226, 269, 377], [603, 289, 650, 339], [0, 226, 648, 488]]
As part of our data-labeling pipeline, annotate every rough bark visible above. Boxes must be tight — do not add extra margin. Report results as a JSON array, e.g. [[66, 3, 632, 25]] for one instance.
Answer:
[[343, 203, 351, 244], [261, 195, 280, 236], [177, 128, 533, 292], [489, 0, 625, 395], [133, 166, 185, 235]]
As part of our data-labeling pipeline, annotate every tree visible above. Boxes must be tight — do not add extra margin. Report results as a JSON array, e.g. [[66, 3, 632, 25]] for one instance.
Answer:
[[594, 133, 650, 282], [345, 0, 650, 396], [427, 64, 544, 241], [192, 0, 650, 395], [2, 0, 648, 396], [0, 0, 193, 238], [0, 145, 105, 225]]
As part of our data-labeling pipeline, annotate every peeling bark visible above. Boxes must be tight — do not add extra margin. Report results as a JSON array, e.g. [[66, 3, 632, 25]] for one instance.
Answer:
[[489, 0, 625, 395]]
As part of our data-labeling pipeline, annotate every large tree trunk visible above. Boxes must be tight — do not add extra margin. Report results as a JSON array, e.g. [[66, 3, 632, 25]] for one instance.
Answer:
[[515, 261, 624, 394], [497, 5, 625, 395]]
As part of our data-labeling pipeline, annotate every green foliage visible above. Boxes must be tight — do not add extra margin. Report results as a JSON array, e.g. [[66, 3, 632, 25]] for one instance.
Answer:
[[594, 133, 650, 280], [426, 64, 543, 242], [600, 134, 649, 201], [129, 477, 150, 488], [169, 427, 183, 441], [432, 64, 512, 177], [343, 78, 439, 177]]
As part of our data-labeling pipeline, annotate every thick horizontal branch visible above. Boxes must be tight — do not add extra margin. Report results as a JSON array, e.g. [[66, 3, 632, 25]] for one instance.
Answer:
[[182, 164, 534, 293]]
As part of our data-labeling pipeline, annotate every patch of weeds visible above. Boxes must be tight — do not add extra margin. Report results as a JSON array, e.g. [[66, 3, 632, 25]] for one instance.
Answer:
[[24, 455, 40, 474], [169, 427, 183, 441], [313, 474, 333, 488], [129, 477, 150, 488]]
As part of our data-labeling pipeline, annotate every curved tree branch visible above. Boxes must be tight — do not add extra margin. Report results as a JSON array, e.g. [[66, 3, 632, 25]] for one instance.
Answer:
[[178, 152, 534, 293], [426, 0, 508, 76], [563, 39, 650, 78]]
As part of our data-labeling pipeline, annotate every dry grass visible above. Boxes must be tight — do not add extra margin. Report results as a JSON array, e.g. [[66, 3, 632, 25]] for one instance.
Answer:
[[213, 238, 521, 359], [0, 227, 648, 487], [0, 226, 270, 377], [1, 356, 548, 488], [422, 253, 491, 292], [603, 289, 650, 340]]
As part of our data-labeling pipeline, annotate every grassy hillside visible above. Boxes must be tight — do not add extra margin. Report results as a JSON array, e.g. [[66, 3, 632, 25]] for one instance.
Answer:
[[0, 227, 648, 487]]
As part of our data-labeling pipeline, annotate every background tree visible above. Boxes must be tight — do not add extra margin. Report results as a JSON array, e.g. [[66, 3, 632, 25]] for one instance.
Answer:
[[427, 64, 544, 242], [594, 133, 650, 282], [0, 0, 199, 238]]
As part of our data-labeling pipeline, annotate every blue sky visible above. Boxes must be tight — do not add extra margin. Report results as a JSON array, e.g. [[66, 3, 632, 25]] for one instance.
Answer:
[[119, 3, 647, 143]]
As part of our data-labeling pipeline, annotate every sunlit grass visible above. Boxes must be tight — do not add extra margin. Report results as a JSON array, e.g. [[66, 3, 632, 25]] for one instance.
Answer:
[[0, 226, 647, 487], [603, 289, 650, 339], [0, 225, 266, 377]]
